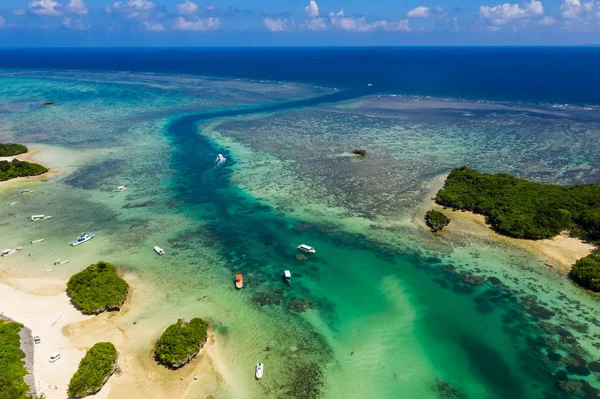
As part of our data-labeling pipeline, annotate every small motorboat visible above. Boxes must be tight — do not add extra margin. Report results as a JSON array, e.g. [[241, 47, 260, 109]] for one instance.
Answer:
[[31, 215, 52, 221], [54, 259, 70, 265], [297, 244, 316, 254], [115, 185, 128, 192], [8, 202, 17, 206], [70, 233, 95, 247], [154, 246, 165, 255], [20, 189, 34, 195], [255, 363, 263, 379], [545, 263, 553, 268], [367, 83, 373, 87], [215, 154, 226, 164], [31, 239, 45, 244], [235, 273, 243, 289], [284, 270, 291, 282], [43, 102, 54, 106], [1, 247, 22, 257]]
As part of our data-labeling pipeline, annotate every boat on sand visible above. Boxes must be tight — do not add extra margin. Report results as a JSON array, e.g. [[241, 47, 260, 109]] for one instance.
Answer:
[[235, 274, 243, 289]]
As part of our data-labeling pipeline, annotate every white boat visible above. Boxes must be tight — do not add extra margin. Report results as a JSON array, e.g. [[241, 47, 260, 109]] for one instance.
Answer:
[[20, 189, 34, 195], [70, 233, 95, 247], [154, 246, 165, 255], [8, 202, 17, 206], [1, 247, 22, 257], [115, 185, 128, 192], [367, 83, 373, 87], [31, 239, 45, 244], [54, 259, 70, 265], [284, 270, 291, 282], [215, 154, 226, 164], [45, 269, 52, 273], [297, 244, 316, 254], [31, 215, 52, 221], [255, 363, 264, 379]]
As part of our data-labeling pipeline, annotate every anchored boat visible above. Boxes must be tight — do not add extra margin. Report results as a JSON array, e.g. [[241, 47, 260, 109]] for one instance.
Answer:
[[255, 363, 264, 379], [284, 270, 291, 282], [297, 244, 316, 254], [115, 185, 128, 192], [31, 239, 44, 244], [31, 215, 52, 221], [1, 247, 22, 257], [154, 246, 165, 255], [70, 233, 95, 247], [20, 189, 34, 195], [235, 274, 244, 289], [54, 259, 70, 265]]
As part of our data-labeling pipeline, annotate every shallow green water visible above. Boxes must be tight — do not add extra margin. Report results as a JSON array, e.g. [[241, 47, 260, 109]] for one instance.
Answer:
[[1, 71, 600, 398]]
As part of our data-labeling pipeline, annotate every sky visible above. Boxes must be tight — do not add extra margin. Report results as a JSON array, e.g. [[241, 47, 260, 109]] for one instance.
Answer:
[[0, 0, 599, 46]]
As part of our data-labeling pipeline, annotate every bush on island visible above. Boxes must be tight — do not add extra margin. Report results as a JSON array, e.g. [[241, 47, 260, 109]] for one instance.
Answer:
[[0, 159, 47, 182], [571, 254, 600, 292], [154, 318, 209, 368], [436, 166, 600, 241], [0, 143, 28, 157], [66, 262, 129, 315], [425, 210, 450, 232], [68, 342, 118, 398], [0, 320, 29, 399]]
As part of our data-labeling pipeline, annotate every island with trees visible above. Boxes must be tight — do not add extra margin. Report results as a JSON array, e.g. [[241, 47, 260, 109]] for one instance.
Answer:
[[66, 262, 129, 315], [0, 143, 28, 157], [0, 320, 30, 399], [0, 159, 48, 182], [68, 342, 118, 398], [425, 210, 450, 232], [154, 318, 209, 368]]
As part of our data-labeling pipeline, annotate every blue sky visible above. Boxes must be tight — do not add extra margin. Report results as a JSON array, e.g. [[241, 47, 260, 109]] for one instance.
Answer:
[[0, 0, 599, 46]]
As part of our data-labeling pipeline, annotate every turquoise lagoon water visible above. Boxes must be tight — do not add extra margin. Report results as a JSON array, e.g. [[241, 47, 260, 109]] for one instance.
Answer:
[[1, 71, 600, 398]]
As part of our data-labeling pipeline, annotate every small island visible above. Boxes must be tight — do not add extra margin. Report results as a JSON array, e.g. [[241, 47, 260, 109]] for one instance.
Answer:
[[571, 253, 600, 292], [0, 320, 30, 399], [66, 261, 129, 315], [436, 166, 600, 241], [425, 210, 450, 232], [68, 342, 118, 398], [0, 143, 28, 157], [154, 318, 209, 368], [0, 159, 48, 182]]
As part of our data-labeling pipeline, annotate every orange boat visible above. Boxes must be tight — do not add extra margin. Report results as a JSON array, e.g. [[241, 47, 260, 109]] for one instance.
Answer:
[[235, 274, 243, 289]]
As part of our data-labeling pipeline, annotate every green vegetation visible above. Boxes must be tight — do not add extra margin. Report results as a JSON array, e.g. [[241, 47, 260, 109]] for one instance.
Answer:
[[425, 210, 450, 232], [66, 262, 129, 315], [0, 143, 28, 157], [0, 159, 48, 182], [572, 253, 600, 292], [68, 342, 117, 398], [436, 167, 600, 241], [0, 320, 29, 399], [154, 318, 209, 368]]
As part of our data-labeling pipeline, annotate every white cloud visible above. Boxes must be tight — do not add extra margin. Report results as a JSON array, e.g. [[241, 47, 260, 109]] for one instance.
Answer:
[[176, 0, 198, 15], [305, 0, 319, 18], [263, 17, 287, 31], [407, 6, 429, 18], [144, 21, 165, 31], [537, 15, 556, 24], [0, 15, 5, 28], [12, 9, 27, 16], [307, 17, 327, 30], [173, 16, 220, 31], [329, 9, 411, 32], [65, 0, 88, 15], [62, 16, 89, 30], [111, 0, 156, 19], [29, 0, 61, 16], [479, 0, 543, 25]]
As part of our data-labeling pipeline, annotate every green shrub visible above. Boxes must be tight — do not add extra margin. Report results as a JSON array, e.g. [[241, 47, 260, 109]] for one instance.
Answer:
[[425, 210, 450, 232], [155, 318, 208, 368], [0, 320, 29, 399], [0, 159, 47, 182], [436, 166, 600, 241], [0, 144, 28, 157], [68, 342, 117, 398], [67, 262, 129, 315], [572, 254, 600, 292]]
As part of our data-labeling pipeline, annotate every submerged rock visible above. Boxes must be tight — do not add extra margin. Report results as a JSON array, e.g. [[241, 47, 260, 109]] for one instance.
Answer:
[[435, 381, 464, 398], [288, 299, 316, 313], [460, 272, 485, 285]]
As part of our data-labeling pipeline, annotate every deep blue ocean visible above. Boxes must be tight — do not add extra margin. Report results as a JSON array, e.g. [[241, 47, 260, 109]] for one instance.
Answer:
[[1, 47, 600, 105]]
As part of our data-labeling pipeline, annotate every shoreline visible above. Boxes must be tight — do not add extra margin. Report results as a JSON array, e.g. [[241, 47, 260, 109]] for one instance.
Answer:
[[415, 174, 595, 274], [0, 148, 58, 187]]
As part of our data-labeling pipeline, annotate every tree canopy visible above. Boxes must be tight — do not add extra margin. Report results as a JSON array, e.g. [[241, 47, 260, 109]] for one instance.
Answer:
[[68, 342, 117, 398], [425, 210, 450, 232], [0, 320, 29, 399], [154, 318, 208, 368], [571, 254, 600, 292], [0, 159, 47, 182], [0, 144, 28, 157], [66, 262, 129, 315], [436, 166, 600, 241]]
